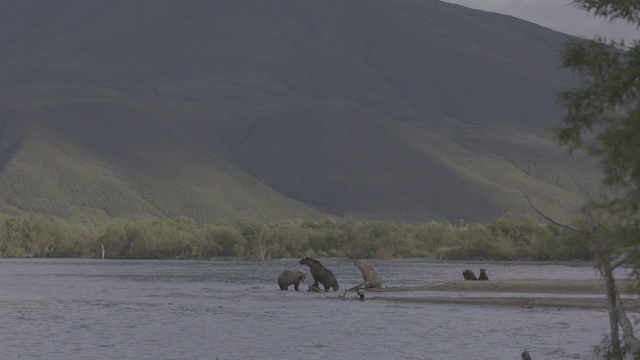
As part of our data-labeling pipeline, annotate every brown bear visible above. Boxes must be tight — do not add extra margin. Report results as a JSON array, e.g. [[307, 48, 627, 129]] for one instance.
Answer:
[[277, 270, 308, 291], [462, 269, 477, 280], [298, 257, 339, 292], [354, 260, 383, 289], [478, 268, 489, 281]]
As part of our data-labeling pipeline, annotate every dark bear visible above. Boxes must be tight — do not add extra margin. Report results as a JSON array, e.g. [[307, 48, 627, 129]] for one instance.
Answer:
[[277, 270, 308, 291], [298, 257, 339, 292], [354, 260, 383, 289], [462, 269, 477, 280], [478, 268, 489, 281]]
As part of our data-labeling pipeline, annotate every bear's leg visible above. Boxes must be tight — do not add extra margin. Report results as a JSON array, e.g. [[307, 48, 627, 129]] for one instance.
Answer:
[[293, 281, 300, 291]]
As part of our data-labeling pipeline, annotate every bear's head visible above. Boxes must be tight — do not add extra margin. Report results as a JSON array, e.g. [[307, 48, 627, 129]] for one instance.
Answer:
[[299, 257, 316, 265]]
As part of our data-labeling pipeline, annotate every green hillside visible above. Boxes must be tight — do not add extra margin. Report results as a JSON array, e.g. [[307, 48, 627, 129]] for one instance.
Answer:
[[0, 0, 601, 224]]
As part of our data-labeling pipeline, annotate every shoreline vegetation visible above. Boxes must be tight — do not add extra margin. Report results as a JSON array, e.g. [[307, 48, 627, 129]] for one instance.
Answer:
[[0, 213, 630, 262], [363, 279, 640, 311]]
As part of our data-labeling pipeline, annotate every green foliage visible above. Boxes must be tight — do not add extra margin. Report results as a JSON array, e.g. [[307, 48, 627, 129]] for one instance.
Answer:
[[0, 215, 92, 258], [96, 223, 127, 258], [234, 220, 267, 259], [201, 225, 246, 258], [572, 1, 640, 23], [556, 5, 640, 354], [557, 0, 640, 217], [0, 213, 617, 261]]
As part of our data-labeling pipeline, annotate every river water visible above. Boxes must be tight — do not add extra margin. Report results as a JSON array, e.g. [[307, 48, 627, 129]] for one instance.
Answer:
[[0, 258, 634, 360]]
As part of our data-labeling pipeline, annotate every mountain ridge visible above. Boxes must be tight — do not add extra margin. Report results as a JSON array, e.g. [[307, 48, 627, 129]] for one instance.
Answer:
[[0, 0, 598, 224]]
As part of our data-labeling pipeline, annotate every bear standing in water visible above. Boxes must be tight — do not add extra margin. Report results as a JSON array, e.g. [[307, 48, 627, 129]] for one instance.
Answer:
[[462, 269, 477, 280], [478, 268, 489, 280], [298, 257, 339, 292], [277, 270, 308, 291], [354, 260, 383, 289]]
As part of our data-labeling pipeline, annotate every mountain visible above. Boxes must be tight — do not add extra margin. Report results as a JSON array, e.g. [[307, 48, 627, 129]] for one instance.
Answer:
[[0, 0, 598, 224]]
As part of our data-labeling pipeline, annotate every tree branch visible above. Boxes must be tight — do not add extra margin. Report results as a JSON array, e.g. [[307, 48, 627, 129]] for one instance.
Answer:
[[578, 184, 604, 251], [616, 293, 640, 353], [612, 252, 631, 269], [523, 191, 586, 233]]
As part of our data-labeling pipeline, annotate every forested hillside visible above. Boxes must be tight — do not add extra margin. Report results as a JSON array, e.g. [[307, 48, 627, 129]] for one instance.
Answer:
[[0, 0, 598, 224]]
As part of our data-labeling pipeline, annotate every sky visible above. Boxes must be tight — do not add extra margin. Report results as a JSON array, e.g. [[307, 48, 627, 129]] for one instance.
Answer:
[[440, 0, 639, 41]]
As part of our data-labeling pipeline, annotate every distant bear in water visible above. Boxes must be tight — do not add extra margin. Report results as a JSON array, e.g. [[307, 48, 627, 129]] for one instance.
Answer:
[[478, 268, 489, 281], [277, 270, 308, 291], [354, 260, 383, 289], [462, 269, 477, 280], [298, 257, 339, 292]]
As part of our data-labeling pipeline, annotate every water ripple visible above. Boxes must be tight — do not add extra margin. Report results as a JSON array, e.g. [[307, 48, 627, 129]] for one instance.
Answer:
[[0, 258, 624, 360]]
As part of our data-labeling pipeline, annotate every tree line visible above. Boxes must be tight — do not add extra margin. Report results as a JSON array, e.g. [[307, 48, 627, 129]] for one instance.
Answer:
[[0, 212, 629, 261]]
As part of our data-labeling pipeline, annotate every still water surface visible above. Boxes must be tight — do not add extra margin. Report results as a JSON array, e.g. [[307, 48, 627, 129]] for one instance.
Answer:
[[0, 258, 634, 360]]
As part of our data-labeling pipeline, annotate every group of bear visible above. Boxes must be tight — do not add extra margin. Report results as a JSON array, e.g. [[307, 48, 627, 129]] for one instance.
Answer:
[[462, 268, 489, 281], [277, 257, 489, 292], [277, 257, 382, 292]]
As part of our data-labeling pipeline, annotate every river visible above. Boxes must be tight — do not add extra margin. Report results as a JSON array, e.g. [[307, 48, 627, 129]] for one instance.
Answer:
[[0, 258, 633, 360]]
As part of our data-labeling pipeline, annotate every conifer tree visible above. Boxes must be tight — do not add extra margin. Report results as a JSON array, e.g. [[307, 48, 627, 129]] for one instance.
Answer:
[[558, 1, 640, 216]]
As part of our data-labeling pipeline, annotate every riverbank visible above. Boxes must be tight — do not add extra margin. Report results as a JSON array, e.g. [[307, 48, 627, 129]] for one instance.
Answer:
[[365, 279, 640, 310]]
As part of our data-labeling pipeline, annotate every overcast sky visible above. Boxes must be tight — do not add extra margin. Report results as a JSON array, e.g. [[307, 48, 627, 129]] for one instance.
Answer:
[[440, 0, 639, 41]]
